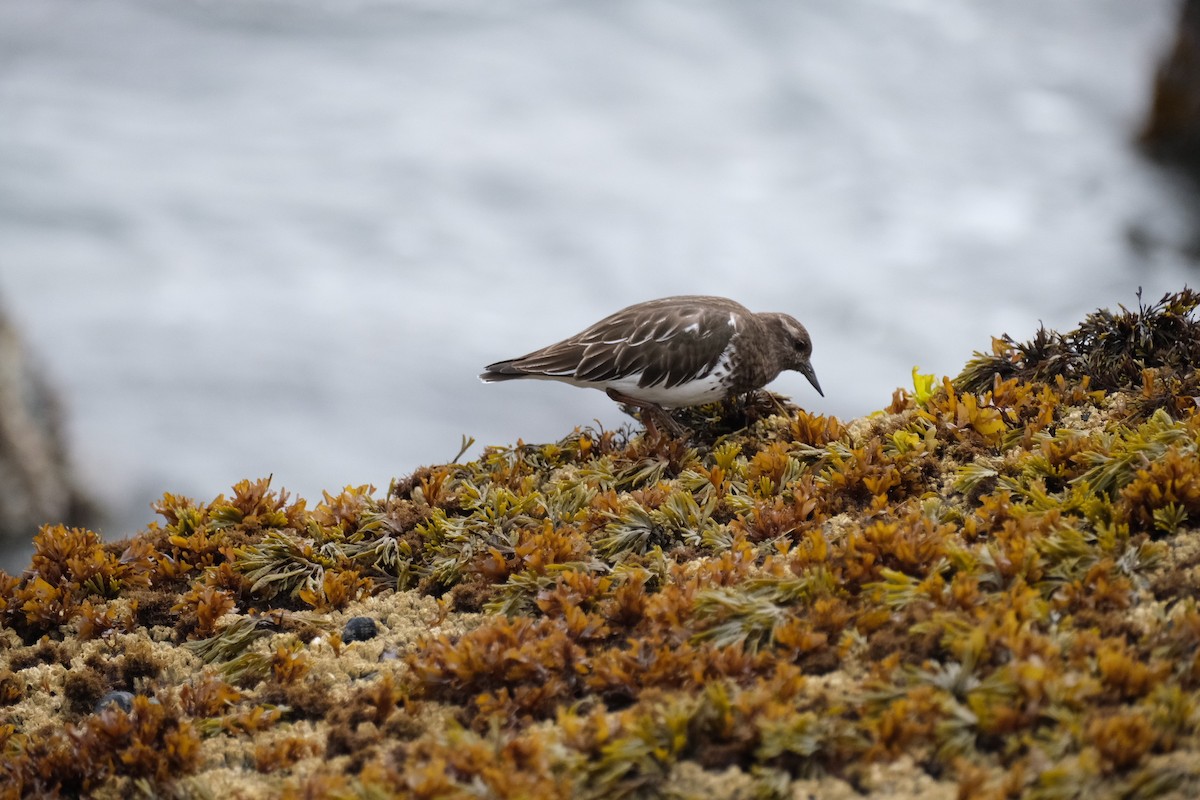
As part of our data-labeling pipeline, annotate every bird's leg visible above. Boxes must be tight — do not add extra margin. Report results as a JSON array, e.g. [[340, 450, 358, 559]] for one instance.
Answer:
[[605, 388, 688, 438], [765, 391, 791, 418]]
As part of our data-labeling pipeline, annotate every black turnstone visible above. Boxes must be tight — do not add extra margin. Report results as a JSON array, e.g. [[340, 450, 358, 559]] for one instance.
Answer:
[[480, 295, 822, 435]]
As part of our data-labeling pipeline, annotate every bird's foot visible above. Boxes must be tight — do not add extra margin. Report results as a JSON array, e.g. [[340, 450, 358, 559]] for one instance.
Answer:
[[644, 407, 691, 442]]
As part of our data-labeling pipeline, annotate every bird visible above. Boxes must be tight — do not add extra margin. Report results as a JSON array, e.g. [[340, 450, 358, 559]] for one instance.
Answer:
[[480, 295, 822, 436]]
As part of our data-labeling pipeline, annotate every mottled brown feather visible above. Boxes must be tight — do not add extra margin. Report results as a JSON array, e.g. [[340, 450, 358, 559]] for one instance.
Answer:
[[482, 296, 745, 389]]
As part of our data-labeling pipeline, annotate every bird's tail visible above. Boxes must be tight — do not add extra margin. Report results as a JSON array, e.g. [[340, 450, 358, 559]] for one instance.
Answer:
[[479, 360, 525, 383]]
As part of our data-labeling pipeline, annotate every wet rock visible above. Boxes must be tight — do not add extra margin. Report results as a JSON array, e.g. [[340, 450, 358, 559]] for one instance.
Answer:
[[94, 690, 135, 714], [342, 616, 378, 643]]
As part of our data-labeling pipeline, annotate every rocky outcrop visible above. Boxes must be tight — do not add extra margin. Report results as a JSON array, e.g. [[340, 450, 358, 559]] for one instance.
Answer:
[[1141, 0, 1200, 178], [0, 303, 86, 551]]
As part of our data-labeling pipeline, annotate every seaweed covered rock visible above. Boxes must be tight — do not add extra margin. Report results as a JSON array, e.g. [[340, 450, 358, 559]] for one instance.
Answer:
[[4, 292, 1200, 798], [955, 288, 1200, 412]]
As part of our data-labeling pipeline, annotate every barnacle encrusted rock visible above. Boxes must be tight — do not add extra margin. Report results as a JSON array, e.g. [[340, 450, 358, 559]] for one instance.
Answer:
[[4, 291, 1200, 798]]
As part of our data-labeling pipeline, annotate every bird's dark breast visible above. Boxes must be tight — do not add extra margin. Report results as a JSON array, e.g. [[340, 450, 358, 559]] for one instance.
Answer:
[[722, 334, 775, 395]]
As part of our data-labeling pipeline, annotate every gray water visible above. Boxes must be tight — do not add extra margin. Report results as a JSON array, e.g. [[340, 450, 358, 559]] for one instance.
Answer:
[[0, 0, 1194, 569]]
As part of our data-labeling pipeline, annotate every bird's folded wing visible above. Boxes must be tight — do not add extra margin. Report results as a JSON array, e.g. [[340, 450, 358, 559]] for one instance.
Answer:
[[513, 305, 737, 389]]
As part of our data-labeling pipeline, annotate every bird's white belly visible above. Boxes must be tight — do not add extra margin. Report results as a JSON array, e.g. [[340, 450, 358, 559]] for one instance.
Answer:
[[561, 357, 733, 407], [607, 374, 729, 407]]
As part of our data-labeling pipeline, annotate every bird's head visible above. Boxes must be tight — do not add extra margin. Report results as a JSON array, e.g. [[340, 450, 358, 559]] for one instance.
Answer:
[[761, 312, 823, 397]]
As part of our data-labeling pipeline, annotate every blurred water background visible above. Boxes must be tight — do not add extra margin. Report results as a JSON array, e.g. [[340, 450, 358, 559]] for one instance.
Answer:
[[0, 0, 1195, 570]]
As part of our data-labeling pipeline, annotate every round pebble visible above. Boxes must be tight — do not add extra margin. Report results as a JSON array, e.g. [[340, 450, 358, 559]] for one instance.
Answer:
[[342, 616, 378, 643], [94, 690, 134, 714]]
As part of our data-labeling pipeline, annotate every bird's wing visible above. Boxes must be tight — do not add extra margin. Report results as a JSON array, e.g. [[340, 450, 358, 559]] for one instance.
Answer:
[[509, 301, 739, 388]]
